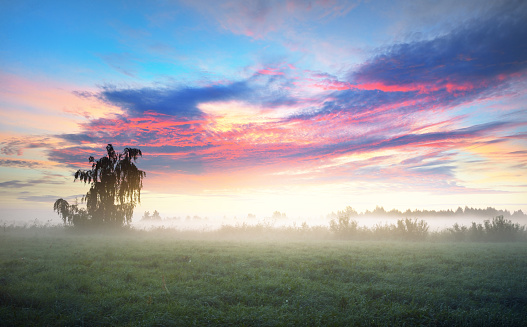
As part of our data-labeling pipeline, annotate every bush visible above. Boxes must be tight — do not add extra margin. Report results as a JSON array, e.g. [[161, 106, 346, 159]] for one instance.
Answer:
[[394, 218, 429, 241], [329, 213, 429, 241], [448, 216, 525, 242], [448, 223, 468, 241], [484, 215, 525, 241], [329, 209, 358, 238]]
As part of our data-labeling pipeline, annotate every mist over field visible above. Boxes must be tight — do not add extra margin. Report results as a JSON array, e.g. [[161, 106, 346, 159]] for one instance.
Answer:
[[128, 205, 526, 232], [4, 201, 527, 240], [2, 227, 527, 326], [132, 213, 527, 233]]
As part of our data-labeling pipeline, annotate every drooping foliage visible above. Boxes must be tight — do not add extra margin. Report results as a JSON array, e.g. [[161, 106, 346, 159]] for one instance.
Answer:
[[54, 144, 145, 227], [53, 198, 90, 227]]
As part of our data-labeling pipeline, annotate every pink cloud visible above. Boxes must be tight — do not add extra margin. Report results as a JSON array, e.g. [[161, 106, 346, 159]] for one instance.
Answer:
[[307, 76, 480, 95], [257, 68, 284, 76]]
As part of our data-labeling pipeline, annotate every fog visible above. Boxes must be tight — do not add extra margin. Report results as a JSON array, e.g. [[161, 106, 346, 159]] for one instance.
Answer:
[[131, 213, 527, 233], [3, 206, 525, 237]]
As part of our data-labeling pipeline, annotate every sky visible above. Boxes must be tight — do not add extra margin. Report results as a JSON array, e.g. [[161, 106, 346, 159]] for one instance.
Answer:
[[1, 0, 526, 223]]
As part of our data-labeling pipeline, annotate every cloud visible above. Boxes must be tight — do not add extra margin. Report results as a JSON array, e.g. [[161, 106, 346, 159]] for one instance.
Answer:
[[373, 122, 513, 151], [100, 81, 252, 118], [0, 180, 33, 188], [47, 146, 109, 169], [287, 4, 527, 143], [47, 65, 524, 182], [183, 0, 357, 39], [58, 133, 95, 144], [98, 53, 138, 77], [350, 3, 527, 94], [26, 2, 524, 196], [18, 194, 62, 203], [388, 0, 514, 40], [0, 137, 54, 156], [0, 178, 65, 189], [0, 159, 40, 169]]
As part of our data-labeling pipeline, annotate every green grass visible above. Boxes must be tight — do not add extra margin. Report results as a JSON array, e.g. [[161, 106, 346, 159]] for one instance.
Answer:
[[1, 228, 526, 326]]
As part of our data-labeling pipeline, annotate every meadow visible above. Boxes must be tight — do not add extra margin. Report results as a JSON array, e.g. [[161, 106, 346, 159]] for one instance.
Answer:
[[1, 227, 527, 326]]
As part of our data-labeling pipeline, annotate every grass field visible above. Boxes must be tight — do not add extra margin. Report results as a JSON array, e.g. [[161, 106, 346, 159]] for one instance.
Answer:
[[1, 228, 527, 326]]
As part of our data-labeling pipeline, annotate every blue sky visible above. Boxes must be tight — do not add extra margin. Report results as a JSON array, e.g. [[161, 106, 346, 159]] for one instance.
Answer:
[[1, 0, 526, 223]]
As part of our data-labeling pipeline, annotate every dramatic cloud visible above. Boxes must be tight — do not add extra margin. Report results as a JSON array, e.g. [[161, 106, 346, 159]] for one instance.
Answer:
[[100, 81, 252, 118], [350, 4, 527, 93], [43, 4, 526, 187], [2, 0, 526, 216]]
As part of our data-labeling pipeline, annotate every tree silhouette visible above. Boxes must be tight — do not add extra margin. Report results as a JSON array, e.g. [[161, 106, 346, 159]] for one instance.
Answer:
[[54, 144, 145, 227], [152, 210, 161, 220]]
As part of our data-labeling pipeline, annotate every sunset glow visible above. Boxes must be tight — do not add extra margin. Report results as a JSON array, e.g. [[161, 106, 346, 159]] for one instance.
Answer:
[[1, 0, 526, 223]]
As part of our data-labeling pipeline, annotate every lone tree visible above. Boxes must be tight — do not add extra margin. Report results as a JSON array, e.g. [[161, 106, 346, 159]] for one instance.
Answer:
[[54, 144, 145, 227]]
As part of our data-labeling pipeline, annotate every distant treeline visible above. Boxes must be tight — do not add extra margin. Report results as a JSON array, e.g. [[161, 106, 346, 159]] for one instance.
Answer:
[[327, 206, 526, 219], [139, 215, 526, 242], [141, 206, 526, 222]]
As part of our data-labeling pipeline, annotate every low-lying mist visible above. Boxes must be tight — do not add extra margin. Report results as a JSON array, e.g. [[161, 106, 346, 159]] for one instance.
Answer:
[[2, 206, 525, 242], [132, 214, 526, 233], [130, 206, 527, 238], [5, 212, 526, 243]]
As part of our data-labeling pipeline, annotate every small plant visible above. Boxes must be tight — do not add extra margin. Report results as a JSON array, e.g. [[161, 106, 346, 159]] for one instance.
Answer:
[[162, 275, 170, 295]]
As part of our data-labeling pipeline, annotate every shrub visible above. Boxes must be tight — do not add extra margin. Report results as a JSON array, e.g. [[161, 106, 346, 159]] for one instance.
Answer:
[[448, 216, 525, 242], [329, 208, 358, 238], [484, 215, 525, 242], [448, 223, 468, 241], [394, 218, 429, 241]]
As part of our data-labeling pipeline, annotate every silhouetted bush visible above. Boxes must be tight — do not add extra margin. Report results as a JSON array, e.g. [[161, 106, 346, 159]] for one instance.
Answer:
[[447, 215, 525, 242], [142, 210, 162, 221]]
